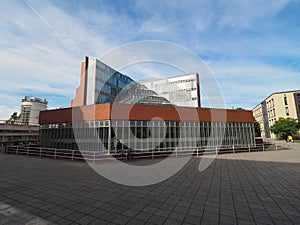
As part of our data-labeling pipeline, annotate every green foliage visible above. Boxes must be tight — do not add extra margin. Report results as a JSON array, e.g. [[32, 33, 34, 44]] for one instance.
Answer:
[[253, 117, 261, 137], [270, 118, 300, 137], [233, 107, 245, 110]]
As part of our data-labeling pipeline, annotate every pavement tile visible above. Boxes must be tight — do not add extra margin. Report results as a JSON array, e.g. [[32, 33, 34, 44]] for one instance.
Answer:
[[148, 215, 167, 225], [76, 215, 97, 225], [164, 218, 183, 225], [112, 214, 132, 225], [168, 211, 186, 222], [126, 218, 146, 225], [135, 212, 152, 222], [1, 147, 300, 225], [237, 219, 255, 225], [184, 214, 202, 225], [220, 214, 237, 224]]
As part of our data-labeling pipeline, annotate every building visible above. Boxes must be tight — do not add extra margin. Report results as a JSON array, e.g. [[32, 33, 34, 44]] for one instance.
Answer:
[[39, 103, 255, 152], [0, 123, 39, 148], [6, 97, 47, 126], [253, 90, 300, 139], [71, 57, 200, 107], [20, 97, 48, 125], [39, 56, 255, 153], [141, 73, 200, 107], [71, 56, 135, 107]]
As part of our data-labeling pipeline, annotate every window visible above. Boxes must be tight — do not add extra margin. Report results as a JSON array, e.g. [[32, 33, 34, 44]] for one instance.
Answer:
[[285, 107, 289, 116], [284, 96, 288, 105]]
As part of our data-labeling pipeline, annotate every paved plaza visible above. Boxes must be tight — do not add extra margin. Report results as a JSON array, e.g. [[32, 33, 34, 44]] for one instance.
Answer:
[[0, 143, 299, 225]]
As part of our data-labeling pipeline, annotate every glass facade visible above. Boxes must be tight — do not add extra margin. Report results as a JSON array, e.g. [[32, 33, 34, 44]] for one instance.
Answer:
[[93, 60, 135, 104], [87, 58, 171, 107], [40, 120, 255, 153], [115, 83, 171, 105]]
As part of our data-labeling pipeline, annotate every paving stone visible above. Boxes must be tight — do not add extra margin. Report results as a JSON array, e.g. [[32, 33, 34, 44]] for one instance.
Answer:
[[126, 218, 146, 225], [76, 215, 97, 225], [148, 215, 167, 224], [184, 214, 202, 225], [1, 146, 300, 225], [164, 218, 183, 225], [135, 211, 152, 222]]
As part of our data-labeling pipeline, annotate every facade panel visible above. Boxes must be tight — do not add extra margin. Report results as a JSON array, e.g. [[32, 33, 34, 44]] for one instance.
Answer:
[[141, 73, 200, 107]]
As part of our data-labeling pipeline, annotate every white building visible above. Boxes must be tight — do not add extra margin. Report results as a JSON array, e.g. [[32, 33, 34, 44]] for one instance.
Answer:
[[253, 90, 300, 139], [141, 73, 200, 107], [20, 97, 48, 125]]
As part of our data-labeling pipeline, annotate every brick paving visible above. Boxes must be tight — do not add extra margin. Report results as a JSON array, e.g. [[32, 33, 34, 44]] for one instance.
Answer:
[[0, 143, 299, 225]]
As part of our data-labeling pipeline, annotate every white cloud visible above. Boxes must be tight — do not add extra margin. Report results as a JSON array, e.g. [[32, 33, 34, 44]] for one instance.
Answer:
[[0, 105, 20, 121], [0, 0, 299, 119], [0, 0, 117, 119], [209, 60, 300, 109]]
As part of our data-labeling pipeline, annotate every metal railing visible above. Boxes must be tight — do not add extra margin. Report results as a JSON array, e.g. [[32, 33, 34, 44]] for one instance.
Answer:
[[2, 143, 290, 162]]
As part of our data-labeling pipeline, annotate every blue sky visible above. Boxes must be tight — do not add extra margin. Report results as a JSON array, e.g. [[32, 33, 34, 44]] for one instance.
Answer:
[[0, 0, 300, 119]]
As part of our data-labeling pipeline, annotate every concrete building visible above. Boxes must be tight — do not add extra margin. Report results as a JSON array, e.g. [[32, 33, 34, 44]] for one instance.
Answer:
[[253, 90, 300, 139], [20, 97, 48, 125], [141, 73, 200, 107], [0, 123, 39, 148]]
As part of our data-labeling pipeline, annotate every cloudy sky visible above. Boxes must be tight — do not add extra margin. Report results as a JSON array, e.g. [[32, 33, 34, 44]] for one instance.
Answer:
[[1, 0, 299, 119]]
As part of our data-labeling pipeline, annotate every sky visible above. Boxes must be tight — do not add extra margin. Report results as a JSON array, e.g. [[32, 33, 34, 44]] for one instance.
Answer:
[[0, 0, 300, 119]]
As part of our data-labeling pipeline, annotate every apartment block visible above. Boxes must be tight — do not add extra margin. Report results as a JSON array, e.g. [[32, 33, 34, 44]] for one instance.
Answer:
[[253, 90, 300, 138]]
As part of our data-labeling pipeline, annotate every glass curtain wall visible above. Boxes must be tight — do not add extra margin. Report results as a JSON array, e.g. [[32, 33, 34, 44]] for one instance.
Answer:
[[40, 120, 255, 152]]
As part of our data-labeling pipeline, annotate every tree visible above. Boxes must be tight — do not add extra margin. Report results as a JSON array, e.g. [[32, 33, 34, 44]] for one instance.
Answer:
[[6, 112, 19, 124], [253, 117, 261, 137], [270, 118, 300, 140]]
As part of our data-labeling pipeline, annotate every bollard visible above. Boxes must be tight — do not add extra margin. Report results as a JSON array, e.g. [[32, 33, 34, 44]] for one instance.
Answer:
[[248, 145, 250, 152], [262, 144, 265, 151], [233, 145, 235, 153]]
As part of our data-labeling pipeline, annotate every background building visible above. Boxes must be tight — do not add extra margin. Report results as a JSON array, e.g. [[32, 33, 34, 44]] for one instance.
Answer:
[[141, 74, 200, 107], [71, 56, 135, 107], [253, 90, 300, 138], [0, 123, 39, 148], [6, 97, 47, 126], [71, 57, 201, 107], [20, 97, 48, 125]]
